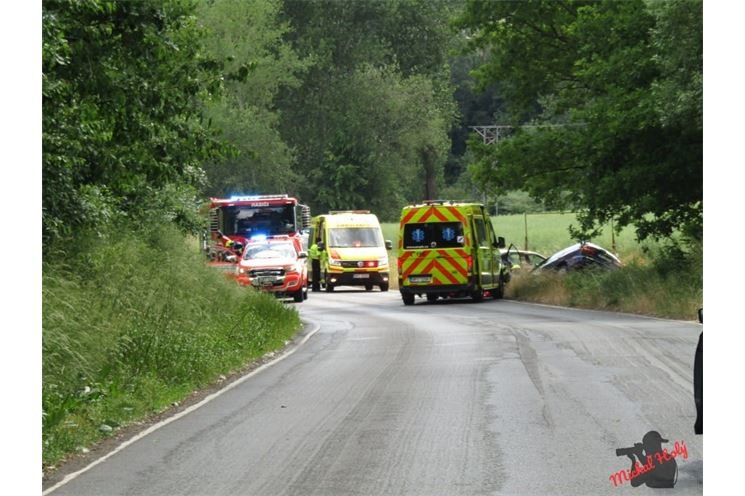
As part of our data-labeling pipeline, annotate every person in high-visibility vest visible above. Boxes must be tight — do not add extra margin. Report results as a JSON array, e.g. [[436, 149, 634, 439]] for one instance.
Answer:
[[309, 242, 321, 291]]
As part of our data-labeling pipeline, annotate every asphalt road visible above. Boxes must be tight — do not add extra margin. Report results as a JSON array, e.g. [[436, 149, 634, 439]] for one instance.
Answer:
[[45, 289, 703, 495]]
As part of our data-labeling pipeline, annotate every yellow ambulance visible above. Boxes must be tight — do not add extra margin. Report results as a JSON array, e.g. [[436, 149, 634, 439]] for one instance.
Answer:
[[398, 201, 507, 305], [308, 211, 392, 292]]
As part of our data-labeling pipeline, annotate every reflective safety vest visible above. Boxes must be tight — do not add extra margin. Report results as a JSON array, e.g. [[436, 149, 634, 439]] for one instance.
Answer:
[[308, 243, 320, 260]]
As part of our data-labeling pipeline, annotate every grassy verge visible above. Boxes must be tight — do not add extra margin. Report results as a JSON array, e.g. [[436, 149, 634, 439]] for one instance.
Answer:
[[42, 225, 301, 469]]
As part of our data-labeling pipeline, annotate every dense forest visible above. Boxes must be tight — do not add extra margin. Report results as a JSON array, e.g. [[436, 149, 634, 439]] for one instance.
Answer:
[[43, 0, 702, 241]]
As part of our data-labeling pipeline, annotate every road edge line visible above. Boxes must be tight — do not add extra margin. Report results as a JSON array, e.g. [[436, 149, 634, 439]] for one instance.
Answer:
[[42, 319, 322, 495]]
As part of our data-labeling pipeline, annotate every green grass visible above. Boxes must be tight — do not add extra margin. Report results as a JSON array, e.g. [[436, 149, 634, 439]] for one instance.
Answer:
[[42, 224, 301, 468]]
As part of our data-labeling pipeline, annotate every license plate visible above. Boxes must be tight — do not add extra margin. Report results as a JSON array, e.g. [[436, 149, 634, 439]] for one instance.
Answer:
[[353, 273, 370, 279], [408, 275, 432, 284], [253, 277, 277, 287]]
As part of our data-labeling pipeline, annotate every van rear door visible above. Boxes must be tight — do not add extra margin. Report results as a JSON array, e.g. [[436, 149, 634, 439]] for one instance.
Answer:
[[472, 215, 497, 286], [400, 221, 469, 286]]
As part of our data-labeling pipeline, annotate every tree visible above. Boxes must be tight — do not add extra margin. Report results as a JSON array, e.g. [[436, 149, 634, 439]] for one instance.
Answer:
[[455, 0, 702, 241], [196, 0, 309, 197], [277, 0, 458, 219], [43, 0, 224, 240]]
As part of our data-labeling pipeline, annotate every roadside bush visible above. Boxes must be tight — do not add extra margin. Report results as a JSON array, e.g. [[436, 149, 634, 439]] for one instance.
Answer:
[[506, 242, 702, 320], [42, 224, 301, 467]]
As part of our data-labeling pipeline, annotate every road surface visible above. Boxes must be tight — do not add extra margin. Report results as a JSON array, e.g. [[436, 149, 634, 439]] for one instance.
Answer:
[[45, 289, 703, 495]]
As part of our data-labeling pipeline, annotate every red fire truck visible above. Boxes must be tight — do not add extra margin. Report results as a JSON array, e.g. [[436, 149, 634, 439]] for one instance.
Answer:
[[202, 195, 311, 271]]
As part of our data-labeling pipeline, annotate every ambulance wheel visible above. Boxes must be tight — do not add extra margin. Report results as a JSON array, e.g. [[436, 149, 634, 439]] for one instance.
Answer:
[[379, 283, 389, 292], [325, 283, 334, 292], [365, 284, 373, 291], [471, 289, 484, 302], [402, 293, 415, 306], [492, 280, 504, 299], [293, 290, 304, 303], [426, 294, 438, 302]]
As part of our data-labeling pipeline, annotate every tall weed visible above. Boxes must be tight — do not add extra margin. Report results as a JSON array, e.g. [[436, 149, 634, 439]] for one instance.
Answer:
[[42, 224, 301, 467]]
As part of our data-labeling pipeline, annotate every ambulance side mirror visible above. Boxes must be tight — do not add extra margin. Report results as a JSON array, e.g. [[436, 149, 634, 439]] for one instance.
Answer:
[[385, 240, 393, 250], [495, 236, 506, 249]]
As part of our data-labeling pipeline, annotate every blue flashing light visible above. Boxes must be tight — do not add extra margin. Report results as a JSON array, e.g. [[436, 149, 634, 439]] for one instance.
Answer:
[[251, 234, 268, 241]]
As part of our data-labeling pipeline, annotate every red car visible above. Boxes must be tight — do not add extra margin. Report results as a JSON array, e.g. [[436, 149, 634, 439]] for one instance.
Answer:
[[236, 237, 308, 302]]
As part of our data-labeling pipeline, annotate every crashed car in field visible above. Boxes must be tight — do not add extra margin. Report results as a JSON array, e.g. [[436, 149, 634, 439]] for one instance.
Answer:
[[236, 236, 309, 302], [533, 242, 622, 273], [500, 246, 547, 272]]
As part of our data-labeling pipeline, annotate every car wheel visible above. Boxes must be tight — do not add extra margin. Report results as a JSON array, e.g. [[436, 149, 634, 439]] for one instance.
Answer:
[[379, 282, 389, 292], [402, 293, 415, 306]]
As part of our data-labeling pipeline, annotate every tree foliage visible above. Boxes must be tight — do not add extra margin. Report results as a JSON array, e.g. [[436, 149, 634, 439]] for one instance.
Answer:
[[455, 0, 702, 241], [42, 0, 224, 240], [277, 0, 458, 220], [196, 0, 310, 197]]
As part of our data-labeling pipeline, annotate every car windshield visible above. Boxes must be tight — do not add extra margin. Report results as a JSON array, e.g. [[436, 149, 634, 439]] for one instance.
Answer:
[[328, 227, 383, 248], [243, 243, 296, 260]]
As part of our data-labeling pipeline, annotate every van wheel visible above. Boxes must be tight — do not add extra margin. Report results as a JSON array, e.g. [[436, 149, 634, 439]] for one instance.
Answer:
[[379, 283, 389, 292], [402, 293, 415, 306], [471, 289, 484, 302], [493, 280, 504, 299]]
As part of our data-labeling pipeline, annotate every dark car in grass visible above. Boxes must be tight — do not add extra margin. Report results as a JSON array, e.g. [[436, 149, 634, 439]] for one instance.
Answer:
[[533, 242, 622, 273]]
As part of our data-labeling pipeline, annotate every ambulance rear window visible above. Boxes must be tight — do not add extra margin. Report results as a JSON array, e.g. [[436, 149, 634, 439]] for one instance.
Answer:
[[403, 222, 464, 249]]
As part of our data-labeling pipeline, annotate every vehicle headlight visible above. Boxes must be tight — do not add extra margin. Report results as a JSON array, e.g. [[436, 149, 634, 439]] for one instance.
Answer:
[[329, 258, 341, 266], [283, 264, 297, 272], [378, 256, 388, 267], [238, 267, 245, 274]]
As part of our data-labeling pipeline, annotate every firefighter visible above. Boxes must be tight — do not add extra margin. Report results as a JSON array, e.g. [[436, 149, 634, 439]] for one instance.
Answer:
[[309, 241, 321, 291], [215, 231, 237, 262]]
